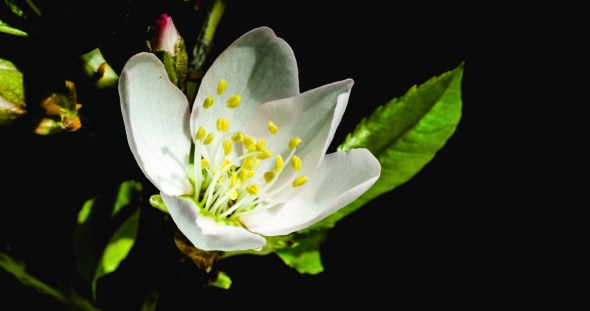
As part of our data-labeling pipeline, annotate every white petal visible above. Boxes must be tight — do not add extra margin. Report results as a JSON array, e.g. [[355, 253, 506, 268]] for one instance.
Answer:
[[241, 149, 380, 236], [190, 27, 299, 161], [162, 193, 266, 251], [245, 79, 353, 202], [119, 53, 193, 195]]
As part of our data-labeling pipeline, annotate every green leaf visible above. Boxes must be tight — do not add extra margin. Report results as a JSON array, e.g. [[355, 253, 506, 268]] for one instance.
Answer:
[[0, 19, 28, 36], [275, 229, 328, 275], [305, 62, 464, 231], [0, 58, 26, 125], [149, 194, 169, 214], [73, 180, 143, 301], [92, 209, 140, 299]]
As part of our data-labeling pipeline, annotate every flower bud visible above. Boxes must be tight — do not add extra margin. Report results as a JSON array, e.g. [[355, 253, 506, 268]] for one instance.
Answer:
[[32, 80, 82, 135], [147, 14, 188, 92]]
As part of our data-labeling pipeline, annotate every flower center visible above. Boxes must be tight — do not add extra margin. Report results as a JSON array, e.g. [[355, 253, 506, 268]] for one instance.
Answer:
[[191, 79, 308, 221]]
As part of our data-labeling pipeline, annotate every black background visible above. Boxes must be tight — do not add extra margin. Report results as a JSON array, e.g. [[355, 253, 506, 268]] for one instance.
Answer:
[[0, 0, 498, 309]]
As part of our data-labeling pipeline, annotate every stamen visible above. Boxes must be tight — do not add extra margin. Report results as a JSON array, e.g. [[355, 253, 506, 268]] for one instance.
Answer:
[[247, 170, 256, 179], [226, 95, 241, 108], [231, 132, 245, 143], [196, 126, 206, 140], [264, 171, 275, 183], [203, 133, 215, 145], [217, 118, 229, 132], [223, 140, 232, 155], [201, 159, 210, 168], [230, 174, 238, 187], [229, 191, 238, 200], [256, 149, 272, 160], [256, 139, 266, 151], [246, 184, 259, 195], [291, 155, 301, 171], [203, 96, 215, 108], [292, 176, 308, 188], [288, 137, 302, 150], [243, 136, 255, 150], [243, 156, 254, 170], [217, 79, 227, 95], [274, 155, 283, 172], [268, 121, 278, 134]]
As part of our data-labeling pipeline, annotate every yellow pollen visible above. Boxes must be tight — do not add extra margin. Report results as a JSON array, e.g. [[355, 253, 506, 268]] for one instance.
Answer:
[[229, 190, 238, 200], [230, 165, 236, 171], [223, 140, 232, 155], [217, 79, 227, 95], [201, 159, 209, 168], [256, 159, 260, 166], [196, 126, 206, 140], [274, 155, 284, 172], [243, 157, 254, 169], [268, 122, 278, 134], [243, 136, 255, 150], [238, 170, 248, 182], [288, 137, 302, 150], [217, 175, 224, 182], [203, 133, 215, 145], [217, 118, 229, 132], [203, 96, 214, 108], [230, 174, 238, 187], [291, 155, 301, 171], [292, 176, 308, 188], [256, 149, 272, 160], [232, 132, 245, 143], [256, 139, 266, 151], [246, 170, 256, 178], [246, 184, 259, 195], [226, 95, 241, 108], [264, 171, 275, 183], [222, 158, 230, 168]]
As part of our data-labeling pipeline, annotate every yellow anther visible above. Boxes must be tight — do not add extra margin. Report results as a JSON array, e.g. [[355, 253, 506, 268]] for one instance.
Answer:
[[217, 175, 224, 182], [231, 132, 245, 143], [256, 160, 261, 166], [226, 95, 241, 108], [264, 171, 276, 183], [196, 126, 206, 140], [246, 184, 259, 195], [274, 155, 284, 172], [248, 144, 257, 152], [222, 158, 230, 169], [268, 121, 278, 134], [291, 155, 301, 171], [238, 170, 248, 182], [256, 149, 272, 160], [203, 96, 215, 109], [256, 139, 266, 151], [223, 140, 232, 155], [217, 118, 229, 132], [243, 157, 254, 169], [231, 174, 238, 187], [201, 159, 209, 168], [247, 170, 256, 178], [292, 176, 308, 188], [243, 136, 255, 150], [229, 191, 238, 200], [230, 165, 236, 171], [203, 133, 215, 145], [288, 137, 302, 150], [217, 79, 227, 95]]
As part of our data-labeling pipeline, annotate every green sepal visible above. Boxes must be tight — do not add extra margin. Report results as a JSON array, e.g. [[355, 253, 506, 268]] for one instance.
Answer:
[[0, 58, 26, 125], [275, 229, 328, 275], [208, 272, 232, 290], [149, 194, 169, 214], [303, 62, 464, 232], [73, 180, 143, 301], [155, 40, 188, 92]]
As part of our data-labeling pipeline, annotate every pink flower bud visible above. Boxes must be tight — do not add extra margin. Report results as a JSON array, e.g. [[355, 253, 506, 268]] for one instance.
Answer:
[[149, 14, 182, 54]]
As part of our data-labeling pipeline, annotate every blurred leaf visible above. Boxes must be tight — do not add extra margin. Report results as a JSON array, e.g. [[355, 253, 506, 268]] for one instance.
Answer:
[[73, 180, 143, 301], [0, 19, 27, 36], [0, 58, 26, 125], [0, 251, 100, 310], [276, 229, 328, 275], [304, 62, 464, 232]]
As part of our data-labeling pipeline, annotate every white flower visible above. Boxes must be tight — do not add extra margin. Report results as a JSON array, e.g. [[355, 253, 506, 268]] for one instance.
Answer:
[[119, 27, 380, 252]]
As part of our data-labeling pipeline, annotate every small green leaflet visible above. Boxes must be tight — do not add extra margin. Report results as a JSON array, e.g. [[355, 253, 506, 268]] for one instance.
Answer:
[[73, 180, 143, 301]]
